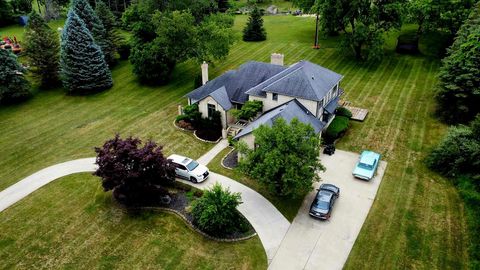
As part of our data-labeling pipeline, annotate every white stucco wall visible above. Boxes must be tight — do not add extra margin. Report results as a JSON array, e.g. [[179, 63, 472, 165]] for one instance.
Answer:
[[239, 133, 255, 149], [249, 93, 318, 117], [197, 96, 228, 129]]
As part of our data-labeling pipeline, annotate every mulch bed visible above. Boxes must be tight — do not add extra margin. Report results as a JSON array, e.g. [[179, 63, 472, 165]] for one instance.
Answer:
[[125, 188, 255, 240], [195, 128, 222, 142], [222, 149, 238, 169]]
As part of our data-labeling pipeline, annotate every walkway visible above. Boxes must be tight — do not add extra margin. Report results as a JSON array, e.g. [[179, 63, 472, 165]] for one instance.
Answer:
[[197, 139, 229, 164], [0, 158, 97, 212], [0, 139, 290, 263]]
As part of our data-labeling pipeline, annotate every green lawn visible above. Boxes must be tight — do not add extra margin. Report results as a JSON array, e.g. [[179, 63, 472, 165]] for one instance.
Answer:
[[0, 173, 266, 269], [207, 148, 303, 222], [0, 18, 65, 39], [0, 14, 468, 269]]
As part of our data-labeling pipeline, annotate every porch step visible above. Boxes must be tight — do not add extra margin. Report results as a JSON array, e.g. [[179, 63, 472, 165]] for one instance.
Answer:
[[227, 126, 242, 137]]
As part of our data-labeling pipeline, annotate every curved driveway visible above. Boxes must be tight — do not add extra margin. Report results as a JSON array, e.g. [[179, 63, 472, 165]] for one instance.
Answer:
[[0, 143, 290, 263]]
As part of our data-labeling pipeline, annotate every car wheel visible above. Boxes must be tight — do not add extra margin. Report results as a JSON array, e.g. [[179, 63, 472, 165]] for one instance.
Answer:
[[190, 177, 198, 183]]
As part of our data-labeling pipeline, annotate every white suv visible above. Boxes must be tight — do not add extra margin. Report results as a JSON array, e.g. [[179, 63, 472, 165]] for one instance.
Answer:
[[167, 154, 209, 183]]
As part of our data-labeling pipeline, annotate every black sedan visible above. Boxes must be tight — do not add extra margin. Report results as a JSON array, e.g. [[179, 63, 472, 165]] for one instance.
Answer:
[[309, 184, 340, 220]]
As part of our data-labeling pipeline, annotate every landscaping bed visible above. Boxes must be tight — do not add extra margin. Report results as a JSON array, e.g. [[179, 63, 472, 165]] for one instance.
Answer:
[[222, 149, 238, 169], [129, 182, 256, 241], [194, 128, 222, 142]]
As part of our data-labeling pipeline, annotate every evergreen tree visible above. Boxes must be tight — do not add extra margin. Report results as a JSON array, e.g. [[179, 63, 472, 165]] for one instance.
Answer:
[[95, 0, 119, 65], [60, 10, 113, 94], [0, 0, 14, 27], [0, 49, 31, 104], [243, 6, 266, 41], [72, 0, 115, 65], [23, 11, 60, 87], [435, 4, 480, 124]]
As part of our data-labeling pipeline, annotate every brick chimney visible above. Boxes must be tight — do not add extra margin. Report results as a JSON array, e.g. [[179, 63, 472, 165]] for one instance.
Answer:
[[271, 53, 284, 66], [201, 61, 209, 85]]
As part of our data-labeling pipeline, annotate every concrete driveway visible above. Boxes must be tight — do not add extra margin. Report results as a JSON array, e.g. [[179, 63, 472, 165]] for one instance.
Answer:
[[269, 150, 387, 270]]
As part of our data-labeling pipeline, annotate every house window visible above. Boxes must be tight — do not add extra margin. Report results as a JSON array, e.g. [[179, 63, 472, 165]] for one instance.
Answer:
[[207, 104, 216, 118], [272, 93, 278, 101]]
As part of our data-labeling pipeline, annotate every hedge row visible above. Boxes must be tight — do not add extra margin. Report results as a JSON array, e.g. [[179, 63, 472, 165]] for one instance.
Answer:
[[323, 116, 349, 143]]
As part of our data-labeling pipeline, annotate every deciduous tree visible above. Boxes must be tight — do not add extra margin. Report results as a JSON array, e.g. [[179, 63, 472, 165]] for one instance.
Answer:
[[0, 0, 14, 27], [23, 11, 60, 87], [60, 10, 113, 94], [435, 4, 480, 124], [238, 118, 324, 198], [128, 10, 235, 84], [94, 134, 176, 205]]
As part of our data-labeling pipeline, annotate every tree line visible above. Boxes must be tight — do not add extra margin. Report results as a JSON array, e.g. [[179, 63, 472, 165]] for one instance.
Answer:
[[292, 0, 475, 61], [427, 3, 480, 268], [1, 0, 235, 104]]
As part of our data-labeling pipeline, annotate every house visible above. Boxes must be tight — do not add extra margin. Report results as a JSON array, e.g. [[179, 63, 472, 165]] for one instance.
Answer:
[[185, 53, 344, 148]]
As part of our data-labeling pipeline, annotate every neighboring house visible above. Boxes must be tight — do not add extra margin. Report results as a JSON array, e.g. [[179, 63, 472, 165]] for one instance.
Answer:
[[185, 53, 344, 148]]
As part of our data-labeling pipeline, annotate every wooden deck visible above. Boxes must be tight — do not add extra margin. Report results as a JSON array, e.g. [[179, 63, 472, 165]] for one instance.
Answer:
[[340, 101, 369, 121]]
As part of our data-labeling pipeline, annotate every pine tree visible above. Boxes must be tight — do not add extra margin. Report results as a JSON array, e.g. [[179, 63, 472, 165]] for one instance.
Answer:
[[23, 11, 60, 88], [0, 49, 31, 104], [72, 0, 115, 65], [243, 6, 266, 41], [60, 10, 113, 94], [95, 0, 119, 65]]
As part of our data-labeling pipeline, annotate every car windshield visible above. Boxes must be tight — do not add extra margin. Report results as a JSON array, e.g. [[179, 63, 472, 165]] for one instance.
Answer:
[[186, 160, 199, 171], [358, 162, 373, 170]]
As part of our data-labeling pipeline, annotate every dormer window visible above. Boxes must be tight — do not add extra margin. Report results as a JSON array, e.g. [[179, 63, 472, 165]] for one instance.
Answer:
[[272, 93, 278, 101]]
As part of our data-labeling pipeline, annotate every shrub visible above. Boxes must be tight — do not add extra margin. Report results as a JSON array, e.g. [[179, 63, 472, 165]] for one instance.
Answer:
[[335, 106, 352, 118], [231, 100, 263, 120], [94, 134, 176, 206], [183, 103, 202, 124], [176, 120, 194, 130], [323, 116, 350, 143], [191, 183, 243, 236], [175, 114, 190, 123], [426, 118, 480, 178]]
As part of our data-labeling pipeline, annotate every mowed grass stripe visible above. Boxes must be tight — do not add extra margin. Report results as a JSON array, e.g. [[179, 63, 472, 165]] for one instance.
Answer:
[[376, 60, 429, 267], [348, 58, 406, 151], [360, 59, 411, 151], [381, 58, 422, 154], [367, 60, 420, 253]]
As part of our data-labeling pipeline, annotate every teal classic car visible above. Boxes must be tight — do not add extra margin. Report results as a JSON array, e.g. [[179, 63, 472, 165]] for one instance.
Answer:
[[352, 151, 381, 181]]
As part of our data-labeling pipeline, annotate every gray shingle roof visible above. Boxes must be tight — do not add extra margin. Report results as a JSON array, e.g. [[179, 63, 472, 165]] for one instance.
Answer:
[[245, 61, 343, 101], [234, 99, 326, 139], [209, 86, 232, 110], [186, 61, 286, 104]]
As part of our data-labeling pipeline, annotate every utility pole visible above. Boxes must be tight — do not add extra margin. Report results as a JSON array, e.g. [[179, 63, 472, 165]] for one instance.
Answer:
[[313, 13, 320, 49]]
